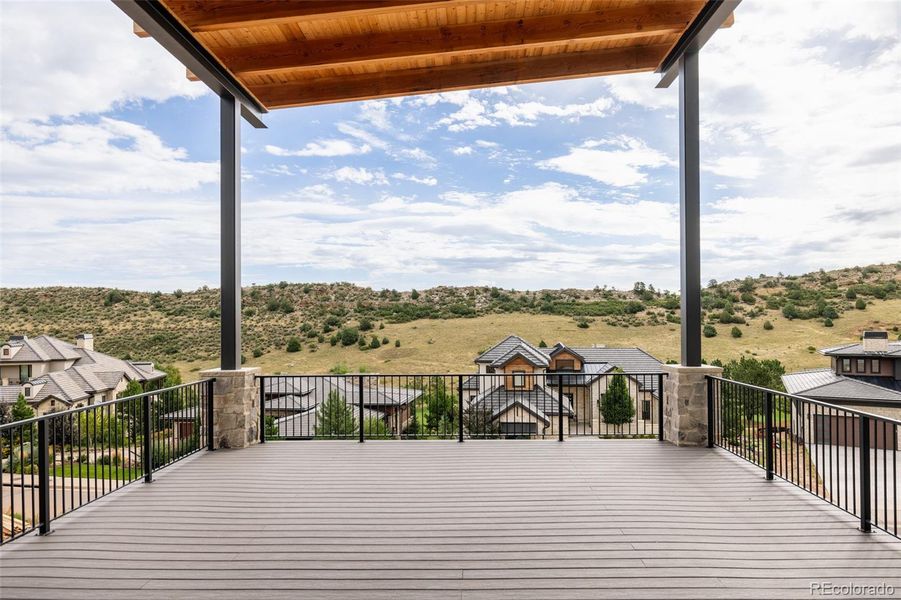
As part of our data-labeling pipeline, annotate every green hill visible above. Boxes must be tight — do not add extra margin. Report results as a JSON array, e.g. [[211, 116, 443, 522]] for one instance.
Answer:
[[1, 263, 898, 375]]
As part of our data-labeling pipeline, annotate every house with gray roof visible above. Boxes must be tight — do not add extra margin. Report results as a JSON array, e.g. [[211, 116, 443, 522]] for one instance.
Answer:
[[466, 335, 663, 438], [819, 330, 901, 392], [0, 334, 165, 417]]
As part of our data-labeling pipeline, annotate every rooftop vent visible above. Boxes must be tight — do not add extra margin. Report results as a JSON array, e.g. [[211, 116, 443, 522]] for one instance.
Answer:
[[862, 330, 889, 353]]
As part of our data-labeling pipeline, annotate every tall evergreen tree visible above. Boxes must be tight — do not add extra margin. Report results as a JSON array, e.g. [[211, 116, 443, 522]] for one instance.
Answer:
[[600, 372, 634, 429], [11, 393, 34, 422], [315, 390, 357, 438]]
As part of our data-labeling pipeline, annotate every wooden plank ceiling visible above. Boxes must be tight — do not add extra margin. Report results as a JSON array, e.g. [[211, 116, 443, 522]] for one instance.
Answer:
[[152, 0, 715, 110]]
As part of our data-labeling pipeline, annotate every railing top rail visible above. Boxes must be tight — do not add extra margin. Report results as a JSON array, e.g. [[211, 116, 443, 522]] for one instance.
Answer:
[[708, 375, 901, 426], [257, 372, 669, 378], [0, 378, 215, 431]]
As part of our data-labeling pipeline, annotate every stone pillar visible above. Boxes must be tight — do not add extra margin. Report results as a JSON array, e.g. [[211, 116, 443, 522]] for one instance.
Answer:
[[660, 364, 722, 447], [198, 367, 261, 449]]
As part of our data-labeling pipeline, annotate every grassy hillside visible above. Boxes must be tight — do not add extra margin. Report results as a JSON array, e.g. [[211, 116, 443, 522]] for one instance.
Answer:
[[1, 263, 898, 378]]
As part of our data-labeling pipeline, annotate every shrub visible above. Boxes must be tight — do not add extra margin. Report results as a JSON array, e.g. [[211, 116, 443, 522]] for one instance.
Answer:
[[339, 327, 360, 346], [763, 320, 774, 331], [253, 348, 263, 358], [410, 289, 420, 300], [286, 337, 302, 353], [855, 298, 866, 310], [845, 289, 857, 299], [538, 340, 548, 348], [394, 340, 401, 348], [730, 326, 742, 338], [363, 417, 391, 439], [576, 317, 590, 329], [381, 337, 389, 345], [740, 292, 756, 304], [600, 373, 634, 428], [369, 336, 381, 349], [359, 318, 374, 331], [329, 335, 338, 347], [703, 324, 717, 338], [824, 318, 834, 327]]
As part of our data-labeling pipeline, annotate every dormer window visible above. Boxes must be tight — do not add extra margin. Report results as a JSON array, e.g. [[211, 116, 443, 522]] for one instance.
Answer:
[[23, 386, 31, 397], [556, 359, 575, 372], [512, 371, 526, 388], [2, 347, 8, 357]]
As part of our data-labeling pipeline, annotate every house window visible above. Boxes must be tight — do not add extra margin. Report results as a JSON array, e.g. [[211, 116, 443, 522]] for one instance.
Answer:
[[871, 359, 881, 373], [564, 393, 574, 411], [499, 422, 537, 439], [856, 358, 866, 372], [19, 365, 31, 382], [50, 399, 55, 407], [23, 386, 31, 397], [642, 400, 651, 420], [841, 358, 851, 372], [512, 371, 526, 388], [556, 359, 575, 371], [2, 347, 8, 356]]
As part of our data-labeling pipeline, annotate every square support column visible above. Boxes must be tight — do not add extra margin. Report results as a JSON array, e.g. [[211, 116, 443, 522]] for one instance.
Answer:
[[661, 364, 721, 446], [221, 94, 242, 371], [199, 367, 261, 449], [678, 50, 702, 367]]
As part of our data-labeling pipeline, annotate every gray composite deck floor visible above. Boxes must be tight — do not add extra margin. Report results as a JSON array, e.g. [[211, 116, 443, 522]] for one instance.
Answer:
[[1, 440, 900, 599]]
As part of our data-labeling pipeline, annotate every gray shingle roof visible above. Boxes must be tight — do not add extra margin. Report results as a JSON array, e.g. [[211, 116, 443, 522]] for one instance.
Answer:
[[475, 335, 546, 364], [544, 346, 663, 374], [490, 347, 549, 368], [264, 376, 421, 408], [472, 385, 573, 418], [820, 342, 901, 357]]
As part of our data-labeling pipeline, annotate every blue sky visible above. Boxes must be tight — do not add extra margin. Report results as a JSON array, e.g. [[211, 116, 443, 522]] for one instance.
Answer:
[[1, 1, 899, 292]]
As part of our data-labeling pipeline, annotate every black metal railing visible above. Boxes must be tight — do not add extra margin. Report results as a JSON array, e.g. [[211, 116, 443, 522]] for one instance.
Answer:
[[259, 372, 665, 442], [0, 380, 213, 544], [708, 376, 899, 539]]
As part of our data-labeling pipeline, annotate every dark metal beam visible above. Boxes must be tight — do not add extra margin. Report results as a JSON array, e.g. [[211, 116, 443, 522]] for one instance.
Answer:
[[678, 50, 702, 367], [220, 94, 242, 371], [656, 0, 740, 89], [113, 0, 268, 128]]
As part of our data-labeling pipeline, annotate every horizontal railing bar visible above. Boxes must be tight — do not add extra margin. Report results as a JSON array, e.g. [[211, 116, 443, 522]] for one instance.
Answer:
[[708, 375, 901, 425], [0, 379, 216, 431]]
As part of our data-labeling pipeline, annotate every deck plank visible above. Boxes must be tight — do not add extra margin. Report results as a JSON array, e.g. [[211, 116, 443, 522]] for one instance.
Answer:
[[1, 440, 899, 599]]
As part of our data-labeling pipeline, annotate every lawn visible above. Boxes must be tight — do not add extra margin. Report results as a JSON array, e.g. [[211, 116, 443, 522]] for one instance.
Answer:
[[176, 299, 901, 377], [52, 463, 141, 480]]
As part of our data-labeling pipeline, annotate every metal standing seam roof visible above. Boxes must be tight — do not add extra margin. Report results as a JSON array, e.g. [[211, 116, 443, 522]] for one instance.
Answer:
[[820, 342, 901, 357], [472, 385, 574, 419], [789, 377, 901, 404], [781, 369, 843, 395]]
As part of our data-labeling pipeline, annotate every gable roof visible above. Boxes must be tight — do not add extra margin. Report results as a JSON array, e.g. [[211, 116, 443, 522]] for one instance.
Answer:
[[475, 335, 548, 366], [472, 385, 573, 418], [490, 347, 550, 369], [820, 341, 901, 357], [782, 370, 901, 404], [548, 343, 586, 362]]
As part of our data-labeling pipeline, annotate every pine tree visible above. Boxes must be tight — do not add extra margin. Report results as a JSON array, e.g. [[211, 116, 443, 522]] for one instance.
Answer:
[[315, 390, 357, 438], [11, 393, 34, 422], [600, 373, 634, 429]]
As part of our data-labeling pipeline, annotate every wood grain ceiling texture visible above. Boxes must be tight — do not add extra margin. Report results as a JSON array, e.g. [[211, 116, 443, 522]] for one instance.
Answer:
[[157, 0, 708, 109]]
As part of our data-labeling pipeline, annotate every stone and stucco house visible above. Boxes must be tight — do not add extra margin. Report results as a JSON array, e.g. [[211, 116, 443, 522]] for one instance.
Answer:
[[463, 335, 663, 437], [0, 334, 165, 416]]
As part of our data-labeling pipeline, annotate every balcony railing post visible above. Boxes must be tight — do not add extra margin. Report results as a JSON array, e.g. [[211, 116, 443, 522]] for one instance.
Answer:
[[706, 376, 715, 449], [207, 378, 215, 451], [764, 391, 774, 480], [457, 375, 464, 443], [143, 394, 153, 483], [37, 418, 51, 535], [358, 375, 365, 443], [557, 375, 564, 442], [859, 415, 872, 533], [657, 373, 664, 442], [259, 376, 266, 444]]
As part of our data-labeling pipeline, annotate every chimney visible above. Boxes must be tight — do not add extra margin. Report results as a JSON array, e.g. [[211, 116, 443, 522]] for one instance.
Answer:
[[862, 330, 888, 353], [75, 333, 94, 351]]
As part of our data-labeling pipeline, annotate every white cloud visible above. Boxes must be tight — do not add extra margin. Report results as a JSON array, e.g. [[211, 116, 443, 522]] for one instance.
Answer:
[[537, 136, 672, 187], [0, 2, 207, 123], [491, 97, 616, 126], [336, 122, 390, 150], [452, 146, 473, 155], [392, 173, 438, 186], [1, 118, 217, 194], [325, 166, 389, 186], [704, 156, 762, 179], [359, 101, 392, 130], [265, 140, 371, 157]]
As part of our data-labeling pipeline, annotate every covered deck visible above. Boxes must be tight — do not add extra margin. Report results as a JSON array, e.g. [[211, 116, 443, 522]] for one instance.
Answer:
[[2, 440, 899, 599]]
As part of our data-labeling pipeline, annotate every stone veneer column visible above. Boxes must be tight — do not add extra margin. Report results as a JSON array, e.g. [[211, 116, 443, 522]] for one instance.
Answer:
[[660, 364, 723, 447], [198, 367, 261, 449]]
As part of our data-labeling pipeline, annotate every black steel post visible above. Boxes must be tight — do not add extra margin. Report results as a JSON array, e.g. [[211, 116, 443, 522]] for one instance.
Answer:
[[207, 379, 215, 450], [143, 394, 153, 483], [37, 419, 51, 535], [557, 375, 564, 442], [457, 375, 464, 443], [706, 376, 714, 449], [358, 375, 365, 443], [220, 93, 242, 371], [657, 373, 665, 442], [259, 376, 266, 443], [765, 391, 774, 480], [859, 415, 872, 532], [678, 49, 702, 367]]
